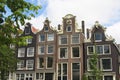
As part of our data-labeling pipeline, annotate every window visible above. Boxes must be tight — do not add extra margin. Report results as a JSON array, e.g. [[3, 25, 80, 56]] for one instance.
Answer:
[[96, 45, 103, 54], [26, 38, 32, 44], [39, 45, 45, 55], [94, 33, 102, 41], [72, 34, 79, 44], [66, 25, 72, 32], [47, 57, 53, 68], [27, 47, 34, 57], [58, 63, 67, 80], [25, 27, 30, 34], [87, 46, 94, 54], [26, 60, 34, 70], [48, 45, 53, 54], [59, 35, 67, 45], [47, 33, 54, 41], [44, 26, 48, 31], [25, 74, 33, 80], [16, 74, 25, 80], [72, 63, 80, 80], [104, 45, 110, 54], [17, 60, 24, 70], [104, 75, 113, 80], [18, 48, 25, 57], [39, 57, 44, 68], [87, 58, 98, 71], [39, 34, 45, 42], [87, 45, 110, 55], [59, 48, 68, 59], [101, 58, 112, 71], [36, 73, 44, 80], [72, 47, 80, 58]]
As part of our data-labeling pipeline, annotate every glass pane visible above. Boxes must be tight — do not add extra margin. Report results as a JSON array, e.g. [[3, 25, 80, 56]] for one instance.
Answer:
[[102, 59, 111, 70], [96, 45, 103, 54], [72, 34, 79, 44], [47, 57, 53, 68], [48, 45, 53, 53], [88, 46, 94, 54], [63, 64, 67, 75], [60, 35, 67, 44], [60, 48, 67, 58], [95, 33, 102, 41], [72, 47, 79, 57], [39, 58, 44, 68], [104, 76, 113, 80], [40, 34, 45, 41], [104, 45, 110, 54]]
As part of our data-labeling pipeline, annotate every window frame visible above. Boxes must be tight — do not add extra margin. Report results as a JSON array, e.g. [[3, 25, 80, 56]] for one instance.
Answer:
[[26, 60, 34, 70], [47, 45, 54, 54], [17, 60, 24, 70], [18, 48, 25, 57], [38, 57, 44, 69], [71, 46, 80, 58], [59, 35, 68, 45], [59, 47, 68, 59], [47, 33, 54, 41], [100, 58, 112, 71], [66, 25, 72, 32], [26, 38, 32, 44], [46, 56, 53, 69], [71, 34, 80, 44], [39, 34, 45, 42], [94, 32, 102, 42], [27, 47, 34, 57], [39, 45, 45, 55]]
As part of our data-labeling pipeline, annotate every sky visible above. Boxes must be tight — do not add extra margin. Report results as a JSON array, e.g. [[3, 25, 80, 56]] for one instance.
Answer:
[[25, 0, 120, 44]]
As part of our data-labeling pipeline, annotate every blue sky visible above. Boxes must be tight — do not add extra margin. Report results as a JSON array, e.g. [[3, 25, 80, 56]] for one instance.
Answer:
[[25, 0, 120, 44]]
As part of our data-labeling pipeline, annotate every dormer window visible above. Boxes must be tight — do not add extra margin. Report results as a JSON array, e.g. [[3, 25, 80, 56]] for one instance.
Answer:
[[25, 27, 30, 34], [44, 26, 48, 32], [66, 25, 72, 32], [94, 32, 102, 41]]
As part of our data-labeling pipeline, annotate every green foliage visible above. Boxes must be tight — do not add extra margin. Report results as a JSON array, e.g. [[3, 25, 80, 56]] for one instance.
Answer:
[[82, 73, 88, 80], [0, 0, 41, 79], [88, 46, 102, 80]]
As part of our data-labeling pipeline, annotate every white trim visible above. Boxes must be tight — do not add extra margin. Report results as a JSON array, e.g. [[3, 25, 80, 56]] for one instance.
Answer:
[[71, 46, 80, 58], [59, 47, 68, 59]]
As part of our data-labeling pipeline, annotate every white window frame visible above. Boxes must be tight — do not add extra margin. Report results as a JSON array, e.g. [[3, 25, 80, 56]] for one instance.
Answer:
[[18, 48, 25, 57], [47, 33, 54, 41], [87, 58, 98, 71], [17, 60, 24, 70], [38, 57, 44, 69], [71, 46, 80, 58], [47, 45, 54, 54], [16, 74, 25, 80], [36, 73, 44, 80], [100, 58, 112, 71], [57, 63, 68, 80], [71, 34, 80, 44], [46, 56, 53, 69], [87, 46, 95, 55], [59, 35, 68, 45], [26, 38, 32, 44], [27, 47, 34, 57], [26, 60, 34, 70], [94, 32, 102, 42], [59, 47, 68, 59], [39, 34, 45, 42], [25, 73, 33, 80], [39, 45, 45, 55]]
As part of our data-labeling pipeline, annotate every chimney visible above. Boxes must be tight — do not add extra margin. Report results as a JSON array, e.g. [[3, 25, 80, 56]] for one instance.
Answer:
[[58, 24, 61, 30], [87, 28, 89, 39], [82, 21, 85, 34]]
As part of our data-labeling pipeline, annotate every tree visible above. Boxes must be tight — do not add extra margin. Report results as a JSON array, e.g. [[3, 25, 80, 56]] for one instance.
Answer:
[[0, 0, 40, 80], [88, 45, 102, 80]]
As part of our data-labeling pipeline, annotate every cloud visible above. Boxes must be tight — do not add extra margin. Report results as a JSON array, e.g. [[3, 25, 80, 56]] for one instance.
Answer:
[[27, 0, 120, 43], [106, 22, 120, 44]]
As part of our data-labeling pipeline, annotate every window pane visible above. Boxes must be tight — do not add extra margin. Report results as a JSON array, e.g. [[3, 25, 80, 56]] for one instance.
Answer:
[[48, 45, 53, 53], [94, 33, 102, 41], [102, 59, 111, 70], [47, 57, 53, 68], [66, 25, 72, 32], [18, 48, 25, 57], [17, 60, 24, 70], [104, 45, 110, 54], [72, 63, 80, 80], [27, 47, 34, 57], [39, 58, 44, 68], [47, 33, 54, 41], [87, 46, 94, 54], [96, 45, 103, 54], [58, 64, 61, 75], [104, 76, 113, 80], [63, 64, 67, 75], [72, 47, 79, 57], [40, 34, 45, 42], [72, 34, 79, 44], [39, 46, 45, 54], [26, 60, 34, 69], [60, 48, 67, 58], [60, 35, 67, 44]]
